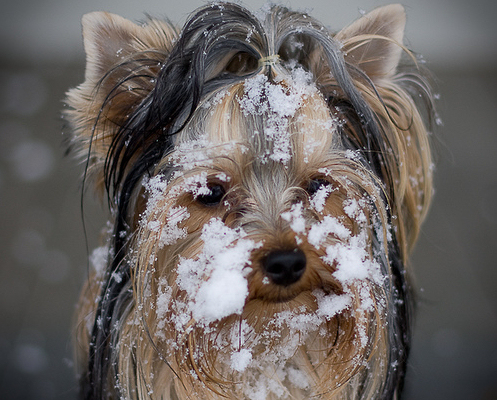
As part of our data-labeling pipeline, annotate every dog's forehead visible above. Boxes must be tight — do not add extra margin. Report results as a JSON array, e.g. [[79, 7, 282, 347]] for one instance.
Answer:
[[193, 74, 336, 166]]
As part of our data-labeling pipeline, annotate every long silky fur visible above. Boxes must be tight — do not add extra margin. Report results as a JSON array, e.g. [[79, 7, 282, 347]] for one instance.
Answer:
[[65, 3, 435, 400]]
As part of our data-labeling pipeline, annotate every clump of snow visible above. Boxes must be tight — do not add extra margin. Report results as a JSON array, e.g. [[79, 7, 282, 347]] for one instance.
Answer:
[[306, 197, 385, 317], [343, 198, 367, 224], [238, 67, 317, 164], [287, 366, 310, 390], [231, 348, 253, 372], [281, 202, 306, 235], [143, 170, 210, 212], [324, 232, 377, 284], [344, 149, 360, 160], [315, 290, 353, 319], [310, 183, 335, 212], [89, 245, 109, 277], [148, 206, 190, 248], [176, 218, 261, 324], [111, 270, 123, 283], [170, 134, 214, 170], [156, 279, 172, 318], [141, 174, 169, 214], [201, 89, 229, 110], [308, 215, 351, 248], [215, 172, 230, 182]]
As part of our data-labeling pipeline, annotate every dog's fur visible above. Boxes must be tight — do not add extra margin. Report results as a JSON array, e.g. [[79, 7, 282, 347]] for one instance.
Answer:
[[65, 3, 435, 399]]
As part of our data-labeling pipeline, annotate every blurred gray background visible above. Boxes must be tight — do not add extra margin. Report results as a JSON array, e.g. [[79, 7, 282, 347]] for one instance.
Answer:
[[1, 0, 496, 399]]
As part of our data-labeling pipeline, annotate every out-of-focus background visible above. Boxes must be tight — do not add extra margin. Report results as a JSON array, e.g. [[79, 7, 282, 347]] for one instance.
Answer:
[[1, 1, 496, 399]]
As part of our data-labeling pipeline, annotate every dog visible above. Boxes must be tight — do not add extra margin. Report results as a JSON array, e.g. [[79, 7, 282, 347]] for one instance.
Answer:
[[65, 3, 436, 399]]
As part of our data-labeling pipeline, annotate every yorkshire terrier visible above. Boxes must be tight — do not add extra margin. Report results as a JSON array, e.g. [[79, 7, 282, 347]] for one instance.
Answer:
[[65, 3, 435, 399]]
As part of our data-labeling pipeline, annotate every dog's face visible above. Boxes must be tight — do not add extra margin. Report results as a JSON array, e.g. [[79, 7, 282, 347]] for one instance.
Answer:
[[134, 72, 385, 393], [66, 3, 434, 399]]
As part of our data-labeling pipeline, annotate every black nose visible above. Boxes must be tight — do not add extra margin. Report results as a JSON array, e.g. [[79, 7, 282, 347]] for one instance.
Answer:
[[262, 249, 306, 286]]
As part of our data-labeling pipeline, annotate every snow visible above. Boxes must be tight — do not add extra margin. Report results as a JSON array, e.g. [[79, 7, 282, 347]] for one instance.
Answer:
[[286, 366, 310, 390], [176, 218, 262, 324], [281, 202, 306, 235], [89, 245, 109, 277], [170, 135, 214, 170], [308, 215, 351, 248], [315, 289, 352, 319], [155, 206, 190, 248], [309, 183, 334, 212], [343, 198, 368, 223], [238, 66, 317, 164], [231, 348, 253, 372], [324, 233, 377, 284], [201, 89, 229, 109]]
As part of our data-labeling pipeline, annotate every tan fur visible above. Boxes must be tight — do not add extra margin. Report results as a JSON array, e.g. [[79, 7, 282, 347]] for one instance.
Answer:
[[67, 4, 434, 399]]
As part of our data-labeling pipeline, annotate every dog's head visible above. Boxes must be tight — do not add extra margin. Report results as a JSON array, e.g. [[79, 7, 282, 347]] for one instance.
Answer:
[[66, 3, 435, 399]]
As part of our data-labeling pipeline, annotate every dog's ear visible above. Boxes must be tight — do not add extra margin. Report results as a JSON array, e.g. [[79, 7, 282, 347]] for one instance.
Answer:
[[335, 5, 434, 255], [81, 12, 144, 85], [335, 4, 406, 81], [64, 13, 178, 193]]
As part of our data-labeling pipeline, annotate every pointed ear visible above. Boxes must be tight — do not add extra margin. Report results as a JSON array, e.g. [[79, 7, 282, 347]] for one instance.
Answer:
[[64, 12, 178, 194], [79, 11, 178, 88], [81, 12, 146, 83], [335, 4, 406, 80]]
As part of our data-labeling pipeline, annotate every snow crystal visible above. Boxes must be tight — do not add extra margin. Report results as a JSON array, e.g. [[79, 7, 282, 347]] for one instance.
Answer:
[[286, 366, 310, 390], [230, 348, 253, 372], [274, 309, 322, 336], [324, 233, 379, 285], [170, 135, 214, 170], [326, 241, 369, 283], [201, 89, 229, 109], [215, 172, 230, 182], [89, 245, 109, 277], [142, 175, 169, 214], [154, 279, 173, 339], [240, 74, 269, 115], [186, 172, 211, 197], [111, 271, 123, 283], [344, 149, 360, 160], [266, 82, 300, 118], [156, 281, 172, 319]]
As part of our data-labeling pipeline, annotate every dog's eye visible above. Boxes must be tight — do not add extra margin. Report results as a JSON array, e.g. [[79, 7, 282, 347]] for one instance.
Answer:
[[197, 184, 226, 206], [306, 178, 330, 196]]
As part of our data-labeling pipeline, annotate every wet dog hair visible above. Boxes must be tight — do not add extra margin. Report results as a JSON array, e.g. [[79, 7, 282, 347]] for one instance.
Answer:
[[65, 3, 436, 399]]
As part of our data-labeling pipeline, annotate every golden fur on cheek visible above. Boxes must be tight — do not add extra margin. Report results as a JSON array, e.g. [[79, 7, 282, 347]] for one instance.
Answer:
[[66, 3, 435, 400]]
